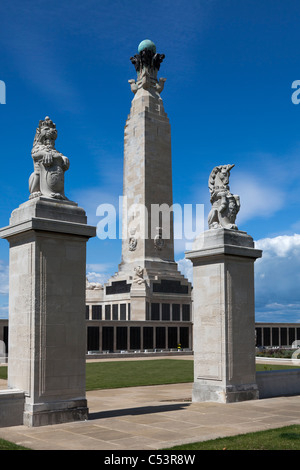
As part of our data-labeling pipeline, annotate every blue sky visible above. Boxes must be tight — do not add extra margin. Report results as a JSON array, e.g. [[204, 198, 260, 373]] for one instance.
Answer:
[[1, 0, 300, 322]]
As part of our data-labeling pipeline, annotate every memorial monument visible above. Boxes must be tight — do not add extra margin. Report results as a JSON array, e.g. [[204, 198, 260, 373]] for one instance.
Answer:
[[186, 164, 262, 403], [0, 117, 96, 426], [87, 40, 191, 339]]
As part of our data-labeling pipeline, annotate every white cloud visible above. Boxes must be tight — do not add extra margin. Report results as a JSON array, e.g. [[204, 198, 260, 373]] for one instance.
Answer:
[[255, 234, 300, 258], [0, 261, 9, 296], [86, 272, 107, 285], [86, 262, 114, 285], [176, 233, 300, 323], [176, 257, 193, 283], [254, 234, 300, 322], [0, 261, 9, 319], [87, 263, 113, 272], [233, 172, 286, 225], [86, 258, 115, 285]]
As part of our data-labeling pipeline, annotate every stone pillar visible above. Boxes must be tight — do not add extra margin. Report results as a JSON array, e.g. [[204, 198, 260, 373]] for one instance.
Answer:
[[0, 197, 95, 426], [186, 228, 262, 403], [130, 266, 149, 321], [0, 116, 96, 426]]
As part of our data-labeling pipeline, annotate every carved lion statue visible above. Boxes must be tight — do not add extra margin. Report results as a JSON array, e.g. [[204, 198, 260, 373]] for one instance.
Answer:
[[29, 116, 70, 200], [133, 266, 145, 285], [207, 164, 240, 230]]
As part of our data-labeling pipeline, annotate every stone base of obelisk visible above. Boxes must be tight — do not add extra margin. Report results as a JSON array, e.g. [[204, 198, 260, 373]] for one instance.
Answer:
[[0, 197, 96, 426], [186, 228, 262, 403]]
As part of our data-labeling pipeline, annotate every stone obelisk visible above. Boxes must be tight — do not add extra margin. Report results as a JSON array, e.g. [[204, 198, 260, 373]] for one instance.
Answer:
[[119, 40, 175, 274], [0, 117, 96, 426], [101, 40, 191, 322]]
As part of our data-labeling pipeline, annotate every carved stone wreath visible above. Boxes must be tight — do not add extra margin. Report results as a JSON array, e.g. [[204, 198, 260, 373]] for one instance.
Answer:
[[154, 227, 164, 251], [129, 236, 137, 251]]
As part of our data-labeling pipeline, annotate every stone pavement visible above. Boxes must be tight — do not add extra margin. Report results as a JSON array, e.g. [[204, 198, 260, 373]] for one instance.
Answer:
[[0, 381, 300, 450]]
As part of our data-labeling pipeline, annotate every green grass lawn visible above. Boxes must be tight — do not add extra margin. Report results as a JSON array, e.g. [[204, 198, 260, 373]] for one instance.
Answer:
[[165, 424, 300, 450], [1, 359, 300, 451], [0, 358, 194, 390], [0, 366, 6, 380], [85, 359, 194, 390], [0, 438, 30, 450], [85, 360, 300, 390], [1, 359, 299, 389]]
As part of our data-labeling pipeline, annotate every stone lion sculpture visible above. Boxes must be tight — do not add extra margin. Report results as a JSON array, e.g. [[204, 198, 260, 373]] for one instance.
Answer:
[[133, 266, 145, 285], [207, 164, 240, 230], [29, 116, 70, 199]]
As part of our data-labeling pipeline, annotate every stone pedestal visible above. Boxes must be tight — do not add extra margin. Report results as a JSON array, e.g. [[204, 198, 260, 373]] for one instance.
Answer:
[[0, 197, 96, 426], [129, 280, 149, 321], [186, 228, 262, 403]]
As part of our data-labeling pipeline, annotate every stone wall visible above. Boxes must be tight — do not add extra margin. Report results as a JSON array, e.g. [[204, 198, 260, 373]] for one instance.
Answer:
[[256, 369, 300, 398], [0, 390, 25, 427]]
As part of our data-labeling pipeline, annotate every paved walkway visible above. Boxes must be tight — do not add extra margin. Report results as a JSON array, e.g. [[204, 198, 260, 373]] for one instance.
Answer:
[[0, 382, 299, 450], [1, 356, 300, 450]]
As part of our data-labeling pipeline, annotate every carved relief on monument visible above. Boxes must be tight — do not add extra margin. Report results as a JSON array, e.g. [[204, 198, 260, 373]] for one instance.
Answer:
[[207, 164, 240, 230], [128, 227, 137, 251], [154, 227, 164, 250], [133, 266, 146, 285], [29, 116, 70, 200], [129, 237, 137, 251]]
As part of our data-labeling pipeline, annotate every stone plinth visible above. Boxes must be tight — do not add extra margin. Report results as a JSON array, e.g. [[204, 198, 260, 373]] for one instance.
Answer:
[[186, 228, 262, 403], [129, 280, 149, 321], [0, 197, 96, 426], [0, 389, 25, 427]]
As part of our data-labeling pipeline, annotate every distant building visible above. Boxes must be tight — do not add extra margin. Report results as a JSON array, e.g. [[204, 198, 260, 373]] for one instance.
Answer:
[[1, 319, 300, 357], [255, 323, 300, 348]]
